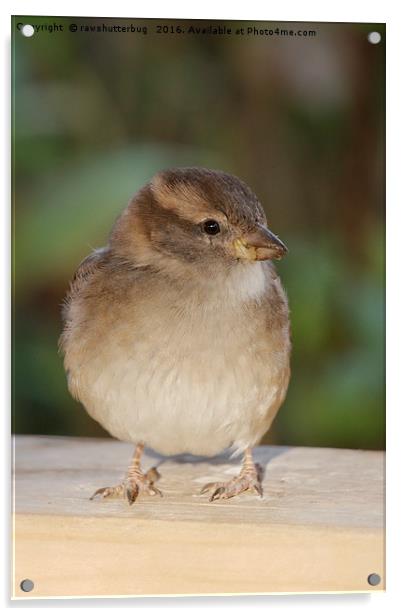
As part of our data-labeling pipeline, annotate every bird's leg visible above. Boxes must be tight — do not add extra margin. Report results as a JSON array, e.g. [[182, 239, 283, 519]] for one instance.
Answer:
[[200, 447, 263, 502], [90, 442, 163, 505], [124, 442, 163, 504]]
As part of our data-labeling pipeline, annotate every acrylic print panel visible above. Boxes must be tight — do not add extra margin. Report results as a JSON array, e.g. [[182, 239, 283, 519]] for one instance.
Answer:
[[12, 16, 385, 598]]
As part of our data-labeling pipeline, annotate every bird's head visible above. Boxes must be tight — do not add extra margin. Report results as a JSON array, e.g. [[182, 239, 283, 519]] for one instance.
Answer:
[[110, 167, 287, 276]]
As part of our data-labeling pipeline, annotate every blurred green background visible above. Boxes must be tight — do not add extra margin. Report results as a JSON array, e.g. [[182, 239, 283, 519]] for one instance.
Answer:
[[12, 17, 385, 450]]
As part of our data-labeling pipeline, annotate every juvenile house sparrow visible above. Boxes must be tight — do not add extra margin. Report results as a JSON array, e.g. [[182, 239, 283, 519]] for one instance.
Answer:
[[60, 167, 291, 503]]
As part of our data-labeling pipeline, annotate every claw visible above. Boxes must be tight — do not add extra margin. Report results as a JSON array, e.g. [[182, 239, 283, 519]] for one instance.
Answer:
[[255, 463, 263, 480], [210, 486, 226, 502], [200, 482, 216, 495], [126, 484, 139, 505], [90, 487, 107, 500], [253, 482, 263, 497], [149, 486, 163, 497], [90, 469, 163, 505], [200, 469, 263, 502], [90, 486, 121, 500]]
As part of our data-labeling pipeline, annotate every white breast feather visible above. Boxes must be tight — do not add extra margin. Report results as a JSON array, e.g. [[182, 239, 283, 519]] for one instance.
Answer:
[[73, 262, 288, 456]]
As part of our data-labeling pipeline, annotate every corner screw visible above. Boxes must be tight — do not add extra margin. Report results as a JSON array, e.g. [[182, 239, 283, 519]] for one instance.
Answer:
[[20, 579, 34, 592], [367, 573, 381, 586]]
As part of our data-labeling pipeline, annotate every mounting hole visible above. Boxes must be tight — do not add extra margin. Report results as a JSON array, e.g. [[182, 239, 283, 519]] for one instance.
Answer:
[[20, 578, 34, 592], [367, 573, 381, 586], [21, 24, 35, 38], [367, 31, 381, 45]]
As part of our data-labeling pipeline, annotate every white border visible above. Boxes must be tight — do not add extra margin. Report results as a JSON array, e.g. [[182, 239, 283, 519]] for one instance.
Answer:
[[2, 1, 402, 614], [0, 0, 394, 21]]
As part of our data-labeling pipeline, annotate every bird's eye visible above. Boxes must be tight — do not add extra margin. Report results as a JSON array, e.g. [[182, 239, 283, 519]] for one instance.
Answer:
[[202, 219, 221, 235]]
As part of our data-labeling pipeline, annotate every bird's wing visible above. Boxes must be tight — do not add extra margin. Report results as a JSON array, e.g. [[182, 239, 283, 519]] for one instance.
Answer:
[[71, 248, 108, 293], [62, 246, 110, 318], [70, 247, 109, 296], [59, 247, 110, 355]]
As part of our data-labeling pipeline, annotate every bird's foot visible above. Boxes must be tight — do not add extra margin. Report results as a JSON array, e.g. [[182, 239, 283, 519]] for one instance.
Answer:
[[90, 467, 162, 505], [200, 463, 263, 502]]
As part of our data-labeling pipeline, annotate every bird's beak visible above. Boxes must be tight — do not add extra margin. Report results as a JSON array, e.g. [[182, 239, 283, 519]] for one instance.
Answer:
[[233, 224, 288, 261]]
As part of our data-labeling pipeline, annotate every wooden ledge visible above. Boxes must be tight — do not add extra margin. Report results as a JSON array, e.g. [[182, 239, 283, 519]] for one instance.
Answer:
[[12, 435, 385, 598]]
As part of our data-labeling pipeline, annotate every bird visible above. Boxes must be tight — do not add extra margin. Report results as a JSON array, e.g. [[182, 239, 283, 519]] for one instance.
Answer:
[[59, 167, 291, 504]]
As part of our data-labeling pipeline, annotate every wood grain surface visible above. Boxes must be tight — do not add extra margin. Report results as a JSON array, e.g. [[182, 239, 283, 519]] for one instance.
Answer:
[[12, 435, 385, 598]]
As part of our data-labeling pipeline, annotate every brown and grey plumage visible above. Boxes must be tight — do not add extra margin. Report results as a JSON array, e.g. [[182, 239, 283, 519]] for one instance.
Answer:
[[59, 167, 291, 503]]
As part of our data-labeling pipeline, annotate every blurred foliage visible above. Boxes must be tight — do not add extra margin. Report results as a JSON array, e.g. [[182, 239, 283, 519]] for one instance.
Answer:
[[12, 17, 385, 449]]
